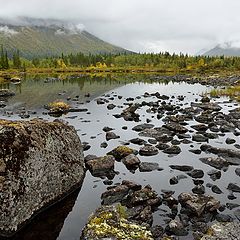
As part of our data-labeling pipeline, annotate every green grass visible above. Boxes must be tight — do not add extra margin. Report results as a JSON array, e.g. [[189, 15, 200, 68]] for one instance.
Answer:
[[210, 85, 240, 101]]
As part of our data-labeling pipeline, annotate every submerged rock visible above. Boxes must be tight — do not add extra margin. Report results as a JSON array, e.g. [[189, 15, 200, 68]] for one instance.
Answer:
[[0, 119, 85, 237]]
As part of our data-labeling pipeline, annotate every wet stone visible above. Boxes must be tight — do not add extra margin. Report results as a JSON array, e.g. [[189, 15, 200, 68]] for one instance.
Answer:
[[139, 162, 163, 172], [170, 165, 194, 172], [201, 222, 240, 240], [227, 183, 240, 193], [100, 142, 108, 148], [85, 155, 115, 178], [207, 170, 221, 181], [200, 157, 230, 170], [106, 132, 120, 141], [211, 185, 223, 194], [226, 203, 240, 210], [170, 176, 179, 185], [107, 146, 137, 161], [139, 145, 159, 156], [191, 124, 208, 132], [122, 154, 140, 169], [192, 134, 208, 142], [101, 185, 129, 205], [102, 126, 114, 132], [164, 123, 188, 133], [166, 218, 188, 236], [155, 142, 170, 150], [216, 213, 233, 222], [188, 169, 204, 178], [163, 145, 181, 154], [235, 168, 240, 177], [192, 185, 205, 194], [107, 103, 116, 110], [178, 192, 220, 216], [132, 123, 154, 132], [129, 138, 147, 145], [226, 137, 236, 144], [189, 149, 202, 154]]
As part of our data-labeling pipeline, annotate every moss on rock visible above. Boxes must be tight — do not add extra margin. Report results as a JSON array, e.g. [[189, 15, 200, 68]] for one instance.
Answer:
[[82, 205, 153, 240]]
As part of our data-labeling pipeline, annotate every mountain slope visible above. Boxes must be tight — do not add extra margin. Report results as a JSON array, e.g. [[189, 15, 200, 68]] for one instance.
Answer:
[[203, 44, 240, 57], [0, 18, 128, 59]]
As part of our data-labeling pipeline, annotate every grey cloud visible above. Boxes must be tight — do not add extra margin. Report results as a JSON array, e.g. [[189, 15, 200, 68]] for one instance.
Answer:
[[0, 0, 239, 54]]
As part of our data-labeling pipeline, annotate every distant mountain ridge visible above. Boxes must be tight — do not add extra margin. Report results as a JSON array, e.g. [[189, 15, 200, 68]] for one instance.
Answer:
[[0, 17, 128, 59], [203, 42, 240, 56]]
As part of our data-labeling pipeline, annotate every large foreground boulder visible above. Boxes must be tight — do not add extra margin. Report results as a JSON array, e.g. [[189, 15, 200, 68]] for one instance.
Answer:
[[0, 119, 85, 237]]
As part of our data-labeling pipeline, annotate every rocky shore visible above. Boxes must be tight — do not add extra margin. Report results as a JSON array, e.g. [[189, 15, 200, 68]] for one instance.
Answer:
[[0, 75, 239, 239]]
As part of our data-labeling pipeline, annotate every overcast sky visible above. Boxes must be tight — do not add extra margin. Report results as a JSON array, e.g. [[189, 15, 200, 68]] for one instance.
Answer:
[[0, 0, 240, 54]]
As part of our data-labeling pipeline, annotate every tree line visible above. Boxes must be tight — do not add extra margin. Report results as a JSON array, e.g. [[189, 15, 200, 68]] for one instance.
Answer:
[[2, 44, 240, 72]]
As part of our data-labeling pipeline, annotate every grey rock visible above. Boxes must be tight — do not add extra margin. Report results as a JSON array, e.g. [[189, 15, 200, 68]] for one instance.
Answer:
[[0, 119, 85, 236], [192, 134, 208, 142], [166, 219, 188, 236], [201, 222, 240, 240], [207, 169, 221, 181], [122, 154, 140, 169], [139, 145, 159, 156], [192, 185, 205, 194], [226, 137, 236, 144], [164, 123, 188, 133], [163, 145, 181, 154], [235, 168, 240, 177], [227, 183, 240, 193], [200, 144, 240, 165], [106, 132, 120, 141], [211, 185, 223, 194], [129, 138, 147, 145], [200, 156, 230, 170], [178, 192, 220, 216], [170, 165, 194, 172], [187, 169, 204, 178], [139, 162, 163, 172], [132, 123, 154, 132], [107, 103, 116, 110], [85, 155, 115, 177]]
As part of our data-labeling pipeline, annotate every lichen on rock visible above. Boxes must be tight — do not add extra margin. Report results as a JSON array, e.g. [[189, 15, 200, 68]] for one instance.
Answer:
[[81, 205, 154, 240]]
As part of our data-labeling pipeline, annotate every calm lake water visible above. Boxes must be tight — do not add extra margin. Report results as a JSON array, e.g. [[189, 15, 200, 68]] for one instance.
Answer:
[[0, 74, 239, 240]]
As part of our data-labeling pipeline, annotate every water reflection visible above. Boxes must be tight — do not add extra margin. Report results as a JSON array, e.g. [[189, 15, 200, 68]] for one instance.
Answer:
[[0, 190, 80, 240]]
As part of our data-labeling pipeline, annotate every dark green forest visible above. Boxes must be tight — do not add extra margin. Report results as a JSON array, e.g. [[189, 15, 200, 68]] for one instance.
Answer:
[[1, 45, 240, 72]]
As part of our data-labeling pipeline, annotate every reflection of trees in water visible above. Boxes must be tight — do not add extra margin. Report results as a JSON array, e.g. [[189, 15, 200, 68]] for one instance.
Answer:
[[0, 82, 10, 89]]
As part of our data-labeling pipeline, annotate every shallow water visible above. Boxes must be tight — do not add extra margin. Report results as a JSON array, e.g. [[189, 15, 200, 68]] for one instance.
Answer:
[[0, 74, 239, 240]]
